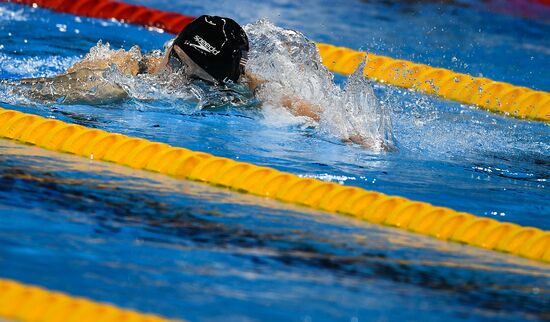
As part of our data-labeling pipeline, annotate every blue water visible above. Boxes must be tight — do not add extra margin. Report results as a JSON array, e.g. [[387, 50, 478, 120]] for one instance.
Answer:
[[0, 1, 549, 321]]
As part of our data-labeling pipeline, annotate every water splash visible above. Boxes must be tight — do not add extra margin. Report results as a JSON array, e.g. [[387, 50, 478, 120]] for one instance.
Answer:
[[81, 41, 255, 111], [3, 41, 255, 112], [0, 53, 77, 78], [299, 173, 357, 185], [0, 6, 27, 22], [378, 82, 550, 185], [244, 20, 393, 150]]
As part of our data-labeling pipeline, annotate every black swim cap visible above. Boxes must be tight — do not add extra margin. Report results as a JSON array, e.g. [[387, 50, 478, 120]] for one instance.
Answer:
[[173, 15, 249, 83]]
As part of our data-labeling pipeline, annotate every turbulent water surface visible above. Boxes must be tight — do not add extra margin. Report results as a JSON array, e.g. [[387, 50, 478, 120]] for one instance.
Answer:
[[0, 1, 549, 322]]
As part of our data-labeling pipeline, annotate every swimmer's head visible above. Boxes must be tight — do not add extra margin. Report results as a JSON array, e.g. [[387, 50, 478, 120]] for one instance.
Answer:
[[162, 15, 249, 84]]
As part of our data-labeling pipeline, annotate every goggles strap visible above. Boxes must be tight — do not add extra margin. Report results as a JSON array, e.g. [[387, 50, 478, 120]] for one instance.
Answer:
[[156, 45, 219, 84], [172, 45, 219, 84]]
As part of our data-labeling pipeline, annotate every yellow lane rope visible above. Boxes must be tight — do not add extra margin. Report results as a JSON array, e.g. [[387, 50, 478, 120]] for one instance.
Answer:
[[316, 43, 550, 122], [1, 106, 549, 263], [0, 278, 182, 322]]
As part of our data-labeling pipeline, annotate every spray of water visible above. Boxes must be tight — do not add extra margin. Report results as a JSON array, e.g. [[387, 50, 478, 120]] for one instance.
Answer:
[[244, 20, 393, 150], [0, 6, 27, 22], [3, 41, 253, 113]]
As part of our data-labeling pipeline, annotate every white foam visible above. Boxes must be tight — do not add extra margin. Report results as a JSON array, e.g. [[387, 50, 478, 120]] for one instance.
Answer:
[[244, 20, 393, 151], [0, 7, 27, 22], [0, 54, 77, 78], [299, 173, 357, 185], [73, 41, 254, 112], [259, 103, 315, 128]]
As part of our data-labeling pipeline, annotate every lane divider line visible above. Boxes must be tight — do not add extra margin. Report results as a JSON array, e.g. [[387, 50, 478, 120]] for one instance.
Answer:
[[2, 0, 549, 121], [0, 278, 183, 322], [317, 43, 549, 121], [1, 106, 549, 264]]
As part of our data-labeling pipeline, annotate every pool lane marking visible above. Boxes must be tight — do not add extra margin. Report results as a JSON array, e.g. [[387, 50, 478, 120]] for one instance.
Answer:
[[316, 43, 550, 122], [0, 278, 183, 322], [0, 107, 549, 264], [2, 0, 549, 122]]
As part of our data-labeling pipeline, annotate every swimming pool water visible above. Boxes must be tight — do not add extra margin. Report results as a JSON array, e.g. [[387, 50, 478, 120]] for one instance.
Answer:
[[1, 139, 549, 321], [0, 1, 549, 321]]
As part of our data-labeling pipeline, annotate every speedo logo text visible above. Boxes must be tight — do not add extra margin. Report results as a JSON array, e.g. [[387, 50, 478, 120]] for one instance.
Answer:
[[189, 35, 220, 55]]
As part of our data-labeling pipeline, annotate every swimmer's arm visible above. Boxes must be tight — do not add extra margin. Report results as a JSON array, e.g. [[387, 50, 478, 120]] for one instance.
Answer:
[[243, 72, 264, 92], [281, 95, 376, 147], [245, 72, 322, 122], [142, 55, 164, 74], [17, 68, 128, 104], [343, 134, 378, 149], [246, 72, 379, 149], [67, 49, 141, 75], [280, 96, 322, 122]]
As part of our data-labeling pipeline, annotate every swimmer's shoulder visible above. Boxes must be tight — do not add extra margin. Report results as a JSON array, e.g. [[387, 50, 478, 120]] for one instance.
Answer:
[[66, 44, 146, 76], [139, 50, 164, 74]]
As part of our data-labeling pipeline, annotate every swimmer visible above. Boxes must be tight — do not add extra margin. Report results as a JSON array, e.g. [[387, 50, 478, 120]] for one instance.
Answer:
[[15, 15, 390, 148]]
